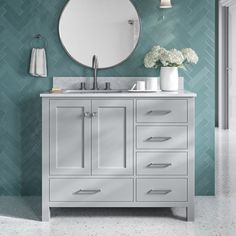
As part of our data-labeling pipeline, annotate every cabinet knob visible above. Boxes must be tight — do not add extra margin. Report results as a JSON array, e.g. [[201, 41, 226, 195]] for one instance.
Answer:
[[83, 112, 91, 118], [91, 112, 97, 118]]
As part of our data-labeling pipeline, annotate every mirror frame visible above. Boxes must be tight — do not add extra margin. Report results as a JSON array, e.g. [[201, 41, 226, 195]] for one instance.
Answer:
[[58, 0, 141, 69]]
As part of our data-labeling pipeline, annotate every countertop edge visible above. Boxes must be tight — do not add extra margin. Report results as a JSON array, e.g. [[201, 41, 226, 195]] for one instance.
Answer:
[[40, 90, 197, 98]]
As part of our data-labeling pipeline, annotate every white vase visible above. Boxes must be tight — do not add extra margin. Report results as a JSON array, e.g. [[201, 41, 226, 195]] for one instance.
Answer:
[[160, 67, 179, 91]]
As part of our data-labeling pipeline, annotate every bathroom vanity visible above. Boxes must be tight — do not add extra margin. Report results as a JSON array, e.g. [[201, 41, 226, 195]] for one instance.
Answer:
[[41, 0, 196, 222], [41, 88, 196, 221]]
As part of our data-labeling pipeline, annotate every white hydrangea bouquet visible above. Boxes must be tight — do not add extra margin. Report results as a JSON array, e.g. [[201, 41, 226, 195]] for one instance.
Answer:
[[144, 46, 199, 91], [144, 45, 199, 69]]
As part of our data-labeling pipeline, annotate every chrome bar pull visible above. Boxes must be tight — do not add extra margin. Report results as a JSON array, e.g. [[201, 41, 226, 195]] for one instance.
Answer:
[[146, 137, 172, 142], [146, 163, 172, 168], [147, 110, 172, 116], [73, 189, 101, 195], [147, 189, 172, 195]]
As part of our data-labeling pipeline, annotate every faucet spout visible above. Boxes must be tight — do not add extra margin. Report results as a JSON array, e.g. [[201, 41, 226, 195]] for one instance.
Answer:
[[92, 55, 99, 90]]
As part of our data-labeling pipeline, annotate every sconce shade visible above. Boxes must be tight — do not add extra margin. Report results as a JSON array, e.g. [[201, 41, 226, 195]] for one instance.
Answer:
[[160, 0, 172, 8]]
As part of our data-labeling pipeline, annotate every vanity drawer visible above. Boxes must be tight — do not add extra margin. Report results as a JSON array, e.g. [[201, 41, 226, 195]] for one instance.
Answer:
[[136, 152, 188, 176], [136, 179, 187, 202], [136, 99, 188, 123], [136, 126, 188, 149], [50, 178, 133, 202]]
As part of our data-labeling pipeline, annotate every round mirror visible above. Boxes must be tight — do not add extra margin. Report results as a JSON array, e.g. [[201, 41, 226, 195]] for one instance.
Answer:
[[59, 0, 141, 69]]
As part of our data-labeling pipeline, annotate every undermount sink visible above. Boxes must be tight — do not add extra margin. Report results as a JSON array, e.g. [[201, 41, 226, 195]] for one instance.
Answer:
[[62, 89, 126, 94]]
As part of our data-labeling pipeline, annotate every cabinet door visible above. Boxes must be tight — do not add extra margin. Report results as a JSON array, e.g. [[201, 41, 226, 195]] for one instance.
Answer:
[[92, 100, 133, 175], [49, 100, 91, 175]]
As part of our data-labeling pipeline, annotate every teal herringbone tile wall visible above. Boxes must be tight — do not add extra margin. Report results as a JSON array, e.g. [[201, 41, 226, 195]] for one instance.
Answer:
[[0, 0, 215, 196]]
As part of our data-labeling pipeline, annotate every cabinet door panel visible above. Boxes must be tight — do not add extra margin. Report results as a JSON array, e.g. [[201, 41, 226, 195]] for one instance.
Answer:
[[92, 100, 133, 175], [50, 100, 91, 175]]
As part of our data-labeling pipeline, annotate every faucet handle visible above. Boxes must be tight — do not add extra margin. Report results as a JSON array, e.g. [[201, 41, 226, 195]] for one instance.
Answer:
[[105, 82, 111, 90], [80, 82, 86, 90]]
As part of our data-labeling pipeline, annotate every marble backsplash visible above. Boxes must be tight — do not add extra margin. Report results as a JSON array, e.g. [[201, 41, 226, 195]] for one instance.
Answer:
[[53, 77, 184, 90]]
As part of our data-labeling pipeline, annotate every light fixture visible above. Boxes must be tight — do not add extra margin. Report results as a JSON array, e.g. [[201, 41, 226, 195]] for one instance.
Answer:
[[160, 0, 172, 9]]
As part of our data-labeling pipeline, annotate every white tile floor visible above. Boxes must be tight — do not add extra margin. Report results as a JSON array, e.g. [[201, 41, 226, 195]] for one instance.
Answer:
[[1, 128, 236, 236]]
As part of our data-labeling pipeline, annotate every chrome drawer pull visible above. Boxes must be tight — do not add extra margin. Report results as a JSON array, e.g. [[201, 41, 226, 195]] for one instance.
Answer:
[[146, 137, 172, 142], [73, 189, 101, 195], [147, 189, 172, 195], [146, 163, 172, 168], [147, 110, 172, 116]]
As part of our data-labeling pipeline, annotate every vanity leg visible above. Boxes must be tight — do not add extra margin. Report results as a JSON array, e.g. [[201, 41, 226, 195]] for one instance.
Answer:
[[42, 205, 50, 222], [186, 206, 194, 222]]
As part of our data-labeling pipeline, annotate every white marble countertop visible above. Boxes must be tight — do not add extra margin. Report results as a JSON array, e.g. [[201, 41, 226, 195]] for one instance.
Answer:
[[40, 90, 197, 98]]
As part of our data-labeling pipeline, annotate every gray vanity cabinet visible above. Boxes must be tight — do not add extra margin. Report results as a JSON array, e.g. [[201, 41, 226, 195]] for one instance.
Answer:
[[48, 99, 133, 176], [42, 93, 196, 222], [49, 100, 91, 176], [92, 100, 133, 175]]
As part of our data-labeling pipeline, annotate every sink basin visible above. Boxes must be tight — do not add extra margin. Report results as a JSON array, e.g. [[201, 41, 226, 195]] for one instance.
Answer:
[[62, 90, 126, 94]]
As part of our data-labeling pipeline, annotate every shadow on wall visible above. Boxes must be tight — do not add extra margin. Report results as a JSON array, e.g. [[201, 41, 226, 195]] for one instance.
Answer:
[[20, 92, 42, 195], [20, 46, 51, 195], [0, 197, 41, 221]]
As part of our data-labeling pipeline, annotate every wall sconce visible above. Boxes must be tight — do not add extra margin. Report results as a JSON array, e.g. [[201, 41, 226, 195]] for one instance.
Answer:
[[160, 0, 172, 9], [159, 0, 172, 21]]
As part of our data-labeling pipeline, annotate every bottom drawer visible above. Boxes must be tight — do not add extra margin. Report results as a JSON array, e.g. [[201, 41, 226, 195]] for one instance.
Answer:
[[50, 178, 133, 202], [137, 179, 187, 202]]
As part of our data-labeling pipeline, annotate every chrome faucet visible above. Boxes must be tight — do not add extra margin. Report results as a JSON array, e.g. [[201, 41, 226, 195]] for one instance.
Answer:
[[92, 55, 99, 90]]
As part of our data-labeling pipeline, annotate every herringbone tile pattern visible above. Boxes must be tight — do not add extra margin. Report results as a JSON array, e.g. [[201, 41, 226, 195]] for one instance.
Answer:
[[0, 0, 215, 195]]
